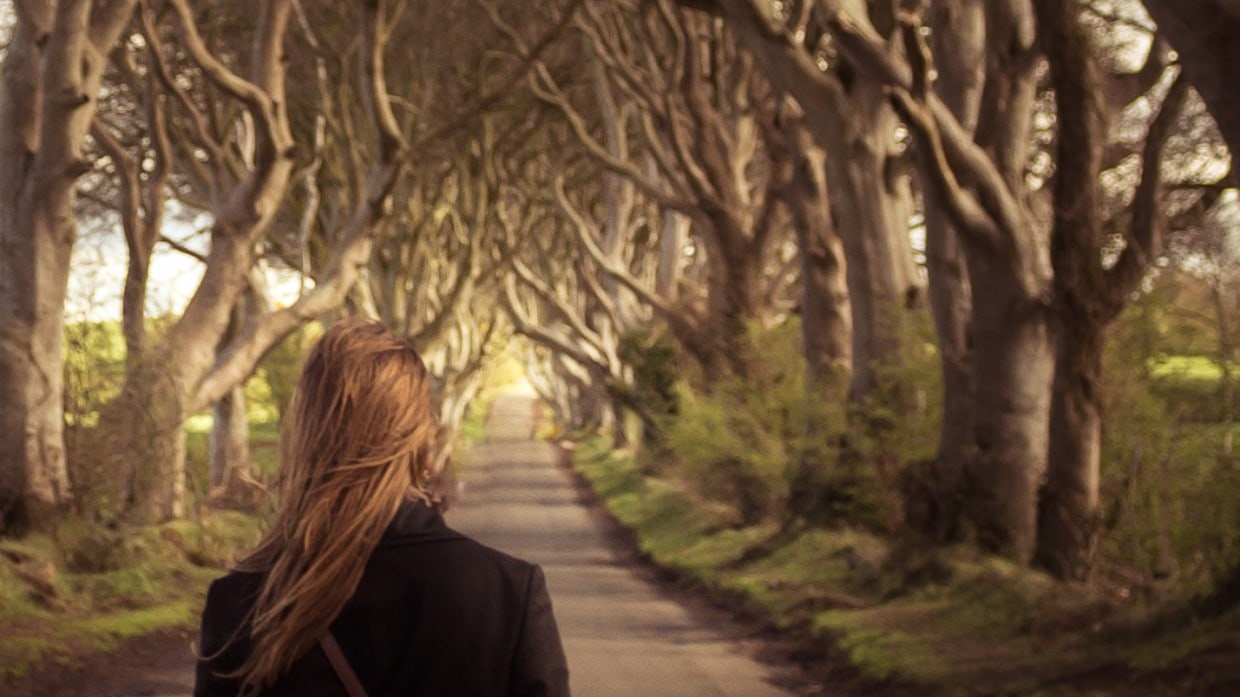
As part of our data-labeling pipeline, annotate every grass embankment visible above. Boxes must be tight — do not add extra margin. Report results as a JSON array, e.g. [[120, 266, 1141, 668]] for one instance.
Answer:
[[0, 511, 263, 682], [573, 438, 1240, 697]]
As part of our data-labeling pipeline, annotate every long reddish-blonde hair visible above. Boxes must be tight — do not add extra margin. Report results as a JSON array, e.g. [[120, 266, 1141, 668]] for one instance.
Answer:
[[227, 318, 437, 694]]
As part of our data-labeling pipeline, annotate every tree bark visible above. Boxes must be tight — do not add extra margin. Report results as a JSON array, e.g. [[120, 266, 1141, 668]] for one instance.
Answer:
[[208, 287, 266, 501], [1037, 311, 1104, 579], [209, 385, 251, 494], [823, 92, 920, 398], [779, 102, 852, 383], [0, 0, 138, 533], [104, 351, 190, 522], [913, 0, 984, 540], [965, 260, 1053, 559]]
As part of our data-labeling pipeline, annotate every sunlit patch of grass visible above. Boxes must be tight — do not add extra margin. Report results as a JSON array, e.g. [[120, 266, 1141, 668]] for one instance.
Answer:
[[1148, 355, 1228, 381], [185, 413, 214, 433], [65, 601, 198, 645]]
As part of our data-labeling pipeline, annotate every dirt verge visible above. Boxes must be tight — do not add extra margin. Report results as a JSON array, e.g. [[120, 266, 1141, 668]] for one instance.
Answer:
[[2, 625, 196, 697]]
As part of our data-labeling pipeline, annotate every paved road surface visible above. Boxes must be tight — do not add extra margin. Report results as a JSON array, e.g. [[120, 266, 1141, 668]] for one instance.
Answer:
[[450, 388, 800, 697], [21, 388, 802, 697]]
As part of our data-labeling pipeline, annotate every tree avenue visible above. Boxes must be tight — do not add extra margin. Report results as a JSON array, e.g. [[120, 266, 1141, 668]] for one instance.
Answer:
[[0, 0, 1236, 655]]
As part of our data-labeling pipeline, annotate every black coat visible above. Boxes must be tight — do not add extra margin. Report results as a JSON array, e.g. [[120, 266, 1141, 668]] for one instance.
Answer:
[[194, 501, 570, 697]]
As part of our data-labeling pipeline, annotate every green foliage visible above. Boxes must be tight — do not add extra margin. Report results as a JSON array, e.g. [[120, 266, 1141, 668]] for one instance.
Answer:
[[243, 369, 281, 423], [259, 323, 321, 420], [0, 511, 263, 678], [617, 329, 680, 443], [52, 518, 129, 573], [661, 316, 943, 528], [1099, 292, 1240, 594], [850, 313, 943, 468], [664, 319, 846, 524], [62, 321, 125, 429]]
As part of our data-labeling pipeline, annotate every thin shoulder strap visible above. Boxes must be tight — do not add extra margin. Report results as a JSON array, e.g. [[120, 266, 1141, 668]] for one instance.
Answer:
[[318, 631, 369, 697]]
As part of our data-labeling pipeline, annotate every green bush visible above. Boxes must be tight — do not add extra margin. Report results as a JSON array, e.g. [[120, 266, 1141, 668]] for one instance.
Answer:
[[664, 319, 848, 524], [53, 518, 128, 573], [1099, 298, 1240, 593], [260, 323, 321, 420], [617, 328, 680, 446], [63, 320, 125, 429]]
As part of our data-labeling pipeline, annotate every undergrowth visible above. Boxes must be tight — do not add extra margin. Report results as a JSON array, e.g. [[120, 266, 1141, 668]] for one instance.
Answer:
[[0, 510, 263, 681]]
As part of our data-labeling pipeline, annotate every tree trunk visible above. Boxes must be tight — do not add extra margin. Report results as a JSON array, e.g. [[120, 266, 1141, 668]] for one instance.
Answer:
[[965, 260, 1053, 560], [610, 397, 630, 449], [1213, 281, 1235, 455], [691, 211, 763, 381], [208, 277, 273, 501], [1035, 314, 1103, 578], [822, 89, 920, 398], [0, 197, 75, 533], [656, 212, 689, 300], [110, 228, 255, 520], [781, 104, 852, 383], [103, 353, 189, 523], [920, 199, 975, 539], [209, 384, 253, 501], [779, 102, 854, 523], [0, 0, 138, 533], [913, 0, 985, 540]]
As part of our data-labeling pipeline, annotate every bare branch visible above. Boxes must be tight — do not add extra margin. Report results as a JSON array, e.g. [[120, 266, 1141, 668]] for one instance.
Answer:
[[1104, 72, 1190, 315], [165, 0, 292, 169], [361, 0, 406, 161], [408, 0, 587, 156], [140, 0, 230, 192], [158, 232, 208, 263]]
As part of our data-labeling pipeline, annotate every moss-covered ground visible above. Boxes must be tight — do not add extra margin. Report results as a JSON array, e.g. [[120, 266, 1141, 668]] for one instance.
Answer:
[[573, 438, 1240, 697], [0, 510, 263, 682]]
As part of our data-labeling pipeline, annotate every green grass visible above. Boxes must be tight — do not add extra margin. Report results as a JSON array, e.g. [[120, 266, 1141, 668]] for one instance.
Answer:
[[0, 510, 263, 679], [1149, 355, 1231, 381], [573, 436, 1240, 697]]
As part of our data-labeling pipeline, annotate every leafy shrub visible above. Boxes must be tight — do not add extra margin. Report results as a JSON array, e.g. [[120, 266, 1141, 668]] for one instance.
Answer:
[[665, 319, 848, 525], [1099, 298, 1240, 594], [259, 323, 321, 420], [52, 518, 127, 573], [63, 320, 125, 429], [617, 328, 680, 446]]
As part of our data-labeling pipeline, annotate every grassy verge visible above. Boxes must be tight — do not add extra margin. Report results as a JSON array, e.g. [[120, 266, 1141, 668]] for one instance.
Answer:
[[0, 510, 263, 681], [573, 438, 1240, 696]]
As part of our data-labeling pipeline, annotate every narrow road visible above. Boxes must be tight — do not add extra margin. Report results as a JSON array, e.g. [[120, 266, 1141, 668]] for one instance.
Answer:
[[450, 388, 802, 697]]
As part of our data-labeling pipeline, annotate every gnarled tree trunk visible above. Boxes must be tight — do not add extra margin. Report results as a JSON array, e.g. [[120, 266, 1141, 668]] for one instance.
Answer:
[[0, 0, 138, 533]]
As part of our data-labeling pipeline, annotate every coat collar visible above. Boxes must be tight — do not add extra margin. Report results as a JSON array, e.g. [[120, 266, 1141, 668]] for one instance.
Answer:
[[379, 498, 463, 546]]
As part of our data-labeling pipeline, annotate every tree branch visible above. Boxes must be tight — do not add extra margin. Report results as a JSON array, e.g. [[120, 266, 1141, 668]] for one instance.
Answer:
[[1103, 72, 1190, 316]]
